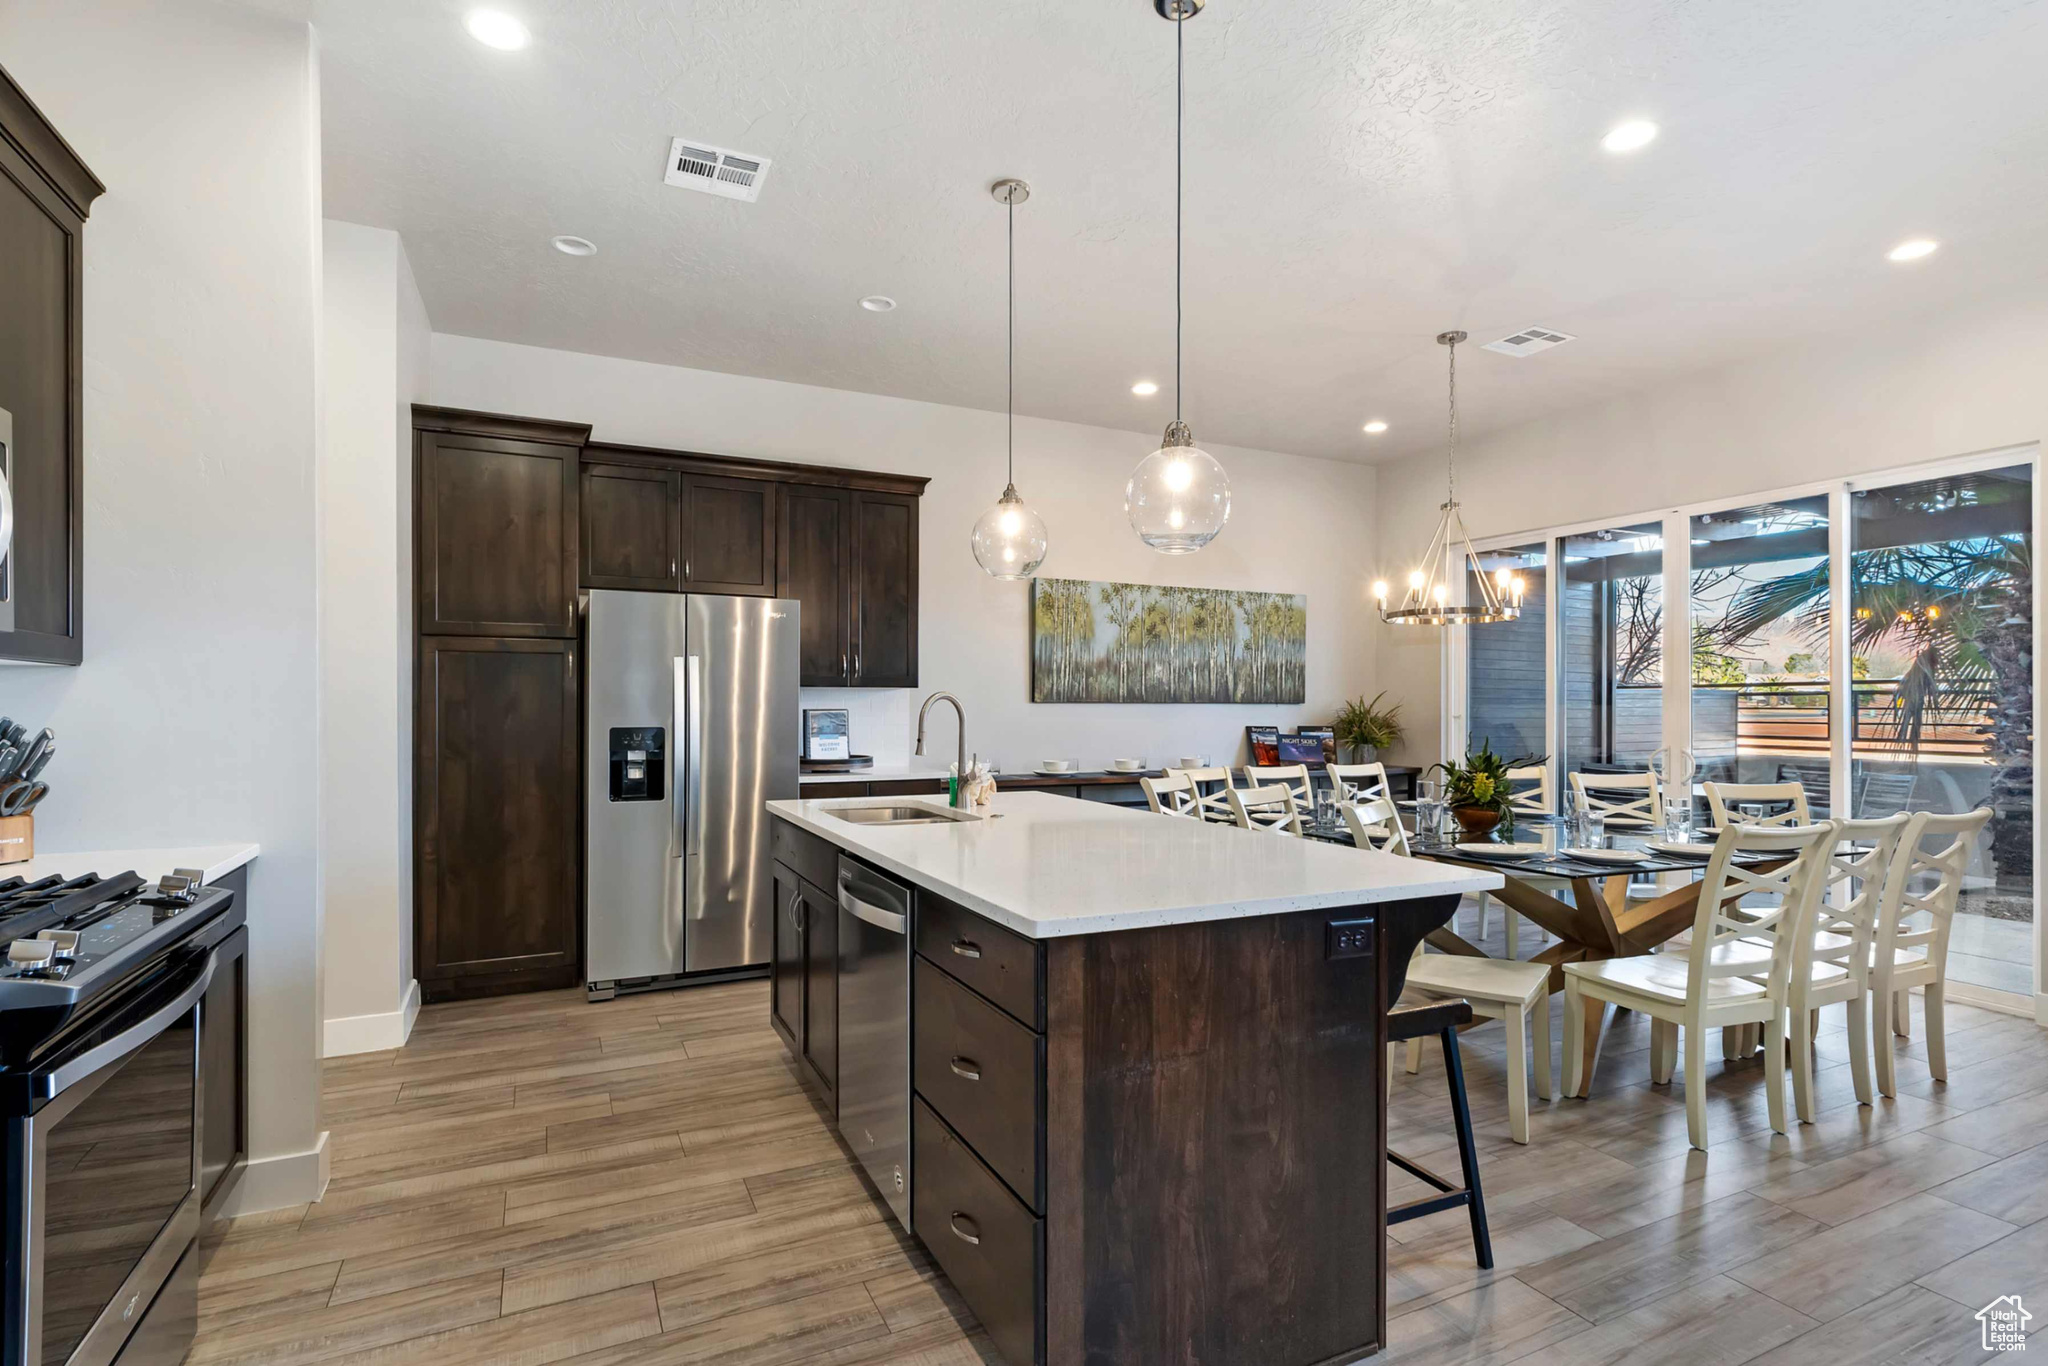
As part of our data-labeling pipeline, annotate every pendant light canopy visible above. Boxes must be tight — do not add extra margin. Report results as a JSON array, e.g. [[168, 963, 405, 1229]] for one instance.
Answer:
[[972, 178, 1050, 580], [1125, 0, 1230, 555], [1373, 332, 1524, 626]]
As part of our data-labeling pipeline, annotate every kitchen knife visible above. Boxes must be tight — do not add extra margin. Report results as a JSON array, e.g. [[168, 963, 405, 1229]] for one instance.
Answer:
[[19, 742, 52, 783], [15, 730, 52, 781], [0, 746, 18, 781], [0, 723, 21, 750]]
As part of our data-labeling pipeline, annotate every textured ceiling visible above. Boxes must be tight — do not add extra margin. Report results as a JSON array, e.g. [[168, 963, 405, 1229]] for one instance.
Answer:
[[313, 0, 2048, 462]]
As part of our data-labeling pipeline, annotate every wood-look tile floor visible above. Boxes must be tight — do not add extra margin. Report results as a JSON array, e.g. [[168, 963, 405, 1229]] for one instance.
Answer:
[[198, 935, 2048, 1366]]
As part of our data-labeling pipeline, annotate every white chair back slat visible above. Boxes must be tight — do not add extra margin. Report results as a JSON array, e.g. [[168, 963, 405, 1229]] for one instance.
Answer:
[[1507, 764, 1553, 816], [1228, 783, 1303, 836], [1342, 797, 1410, 856], [1141, 772, 1200, 819], [1326, 762, 1391, 804], [1805, 814, 1912, 981], [1164, 766, 1237, 824], [1244, 764, 1314, 808], [1569, 770, 1662, 827], [1703, 780, 1812, 829], [1875, 809, 1991, 968]]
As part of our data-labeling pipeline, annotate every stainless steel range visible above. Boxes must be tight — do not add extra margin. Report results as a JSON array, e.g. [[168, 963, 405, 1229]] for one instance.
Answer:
[[1, 870, 246, 1366]]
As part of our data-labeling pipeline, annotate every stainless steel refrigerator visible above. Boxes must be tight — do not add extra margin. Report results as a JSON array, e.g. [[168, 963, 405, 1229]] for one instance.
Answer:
[[585, 591, 800, 999]]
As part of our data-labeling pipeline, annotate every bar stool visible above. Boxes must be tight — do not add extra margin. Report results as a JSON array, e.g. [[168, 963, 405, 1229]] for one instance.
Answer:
[[1386, 989, 1492, 1268]]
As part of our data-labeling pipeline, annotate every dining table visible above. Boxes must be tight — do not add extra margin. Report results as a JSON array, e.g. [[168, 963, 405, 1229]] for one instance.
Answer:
[[1301, 812, 1791, 1094]]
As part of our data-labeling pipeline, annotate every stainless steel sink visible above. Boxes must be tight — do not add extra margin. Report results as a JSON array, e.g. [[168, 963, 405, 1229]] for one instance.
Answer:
[[828, 805, 977, 827]]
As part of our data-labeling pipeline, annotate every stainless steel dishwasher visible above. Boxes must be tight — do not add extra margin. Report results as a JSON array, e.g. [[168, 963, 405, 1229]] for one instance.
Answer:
[[835, 856, 911, 1229]]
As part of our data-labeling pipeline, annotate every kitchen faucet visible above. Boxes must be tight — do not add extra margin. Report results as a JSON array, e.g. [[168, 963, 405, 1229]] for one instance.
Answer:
[[914, 692, 968, 778]]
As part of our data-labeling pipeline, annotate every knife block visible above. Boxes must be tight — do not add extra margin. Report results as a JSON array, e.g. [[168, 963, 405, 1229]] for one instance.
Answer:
[[0, 814, 31, 865]]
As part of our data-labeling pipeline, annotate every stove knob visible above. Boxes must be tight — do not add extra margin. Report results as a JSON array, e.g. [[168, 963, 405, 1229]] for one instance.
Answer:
[[7, 939, 57, 968], [36, 929, 80, 957]]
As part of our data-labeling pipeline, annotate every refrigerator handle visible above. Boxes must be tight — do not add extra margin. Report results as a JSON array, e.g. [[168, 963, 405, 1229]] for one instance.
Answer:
[[683, 654, 705, 859]]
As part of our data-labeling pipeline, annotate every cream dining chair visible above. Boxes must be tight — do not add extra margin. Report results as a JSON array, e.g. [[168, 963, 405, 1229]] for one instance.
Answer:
[[1563, 820, 1836, 1150], [1244, 763, 1314, 810], [1327, 762, 1392, 804], [1568, 770, 1662, 827], [1341, 796, 1409, 855], [1870, 808, 1992, 1097], [1164, 766, 1237, 824], [1228, 783, 1303, 836], [1472, 763, 1558, 957], [1703, 780, 1811, 828], [1141, 772, 1201, 819]]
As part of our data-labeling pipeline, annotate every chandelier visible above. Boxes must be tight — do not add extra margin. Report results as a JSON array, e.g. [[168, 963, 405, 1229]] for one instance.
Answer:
[[1373, 331, 1524, 626]]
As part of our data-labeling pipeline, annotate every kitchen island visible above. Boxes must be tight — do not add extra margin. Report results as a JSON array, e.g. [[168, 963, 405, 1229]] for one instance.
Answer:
[[764, 791, 1500, 1366]]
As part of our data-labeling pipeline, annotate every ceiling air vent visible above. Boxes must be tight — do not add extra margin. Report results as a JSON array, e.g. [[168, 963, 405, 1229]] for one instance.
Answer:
[[1482, 327, 1576, 358], [663, 138, 772, 203]]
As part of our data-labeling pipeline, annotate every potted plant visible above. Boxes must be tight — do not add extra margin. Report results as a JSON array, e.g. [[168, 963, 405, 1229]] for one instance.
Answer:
[[1333, 691, 1403, 764], [1430, 739, 1545, 839]]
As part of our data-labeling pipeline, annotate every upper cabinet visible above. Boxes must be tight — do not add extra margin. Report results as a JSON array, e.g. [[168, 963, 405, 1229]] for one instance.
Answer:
[[852, 491, 919, 688], [581, 462, 682, 592], [0, 64, 104, 666], [416, 408, 590, 638], [779, 486, 852, 685], [776, 486, 920, 688], [680, 473, 776, 596]]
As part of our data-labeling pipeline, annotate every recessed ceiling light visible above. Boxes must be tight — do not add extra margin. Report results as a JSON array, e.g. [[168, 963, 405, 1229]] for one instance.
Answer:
[[465, 9, 530, 50], [1887, 238, 1940, 263], [551, 235, 596, 257], [859, 295, 897, 312], [1131, 381, 1160, 396], [1363, 420, 1389, 434], [1601, 119, 1658, 153]]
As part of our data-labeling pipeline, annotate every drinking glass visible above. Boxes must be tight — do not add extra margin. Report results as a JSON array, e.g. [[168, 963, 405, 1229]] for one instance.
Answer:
[[1663, 798, 1692, 841], [1415, 779, 1442, 842], [1581, 809, 1607, 848]]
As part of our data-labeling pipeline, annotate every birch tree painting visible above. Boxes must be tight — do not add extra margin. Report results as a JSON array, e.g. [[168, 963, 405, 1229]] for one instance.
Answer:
[[1030, 578, 1307, 704]]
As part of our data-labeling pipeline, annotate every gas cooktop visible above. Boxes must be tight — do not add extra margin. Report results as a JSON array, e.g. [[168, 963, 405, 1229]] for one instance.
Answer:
[[0, 869, 231, 1019]]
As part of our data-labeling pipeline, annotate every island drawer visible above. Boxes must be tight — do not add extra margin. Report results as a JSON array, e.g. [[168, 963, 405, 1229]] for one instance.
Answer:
[[769, 816, 838, 896], [913, 1098, 1043, 1366], [915, 891, 1043, 1031], [913, 957, 1043, 1211]]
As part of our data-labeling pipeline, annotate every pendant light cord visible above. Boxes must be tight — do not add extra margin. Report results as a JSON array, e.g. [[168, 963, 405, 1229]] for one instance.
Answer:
[[1446, 334, 1458, 504], [1174, 10, 1184, 426], [1007, 192, 1015, 486]]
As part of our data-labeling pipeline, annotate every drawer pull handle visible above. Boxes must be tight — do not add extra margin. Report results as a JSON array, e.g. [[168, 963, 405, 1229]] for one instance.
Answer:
[[949, 1056, 982, 1082], [948, 1212, 981, 1246], [950, 939, 982, 960]]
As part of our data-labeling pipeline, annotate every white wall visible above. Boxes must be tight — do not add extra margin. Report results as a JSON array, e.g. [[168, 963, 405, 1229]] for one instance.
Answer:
[[1374, 285, 2048, 769], [321, 221, 428, 1054], [431, 335, 1382, 772], [0, 0, 328, 1209]]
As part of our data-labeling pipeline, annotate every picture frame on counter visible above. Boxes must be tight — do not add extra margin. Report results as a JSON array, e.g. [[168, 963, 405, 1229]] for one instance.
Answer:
[[802, 709, 851, 761]]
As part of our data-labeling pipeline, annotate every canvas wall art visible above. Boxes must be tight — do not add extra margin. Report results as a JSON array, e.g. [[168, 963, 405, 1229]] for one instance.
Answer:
[[1030, 578, 1307, 704]]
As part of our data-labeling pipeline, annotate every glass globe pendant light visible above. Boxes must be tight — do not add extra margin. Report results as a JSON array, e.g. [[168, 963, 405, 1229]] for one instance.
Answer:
[[1126, 0, 1230, 554], [971, 178, 1050, 580]]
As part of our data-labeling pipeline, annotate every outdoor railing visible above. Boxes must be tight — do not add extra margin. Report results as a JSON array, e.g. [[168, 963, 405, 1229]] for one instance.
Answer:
[[1619, 679, 2001, 761]]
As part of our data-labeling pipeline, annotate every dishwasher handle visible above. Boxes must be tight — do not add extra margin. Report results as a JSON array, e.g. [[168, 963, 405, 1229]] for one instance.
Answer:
[[837, 859, 909, 934]]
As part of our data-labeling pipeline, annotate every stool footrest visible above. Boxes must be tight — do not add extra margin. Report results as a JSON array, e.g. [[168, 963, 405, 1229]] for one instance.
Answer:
[[1389, 1189, 1475, 1224], [1387, 1148, 1460, 1194]]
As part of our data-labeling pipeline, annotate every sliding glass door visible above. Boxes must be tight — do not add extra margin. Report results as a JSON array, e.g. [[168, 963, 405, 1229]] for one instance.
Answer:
[[1850, 465, 2033, 996], [1687, 496, 1833, 803], [1466, 542, 1547, 761], [1559, 521, 1665, 778]]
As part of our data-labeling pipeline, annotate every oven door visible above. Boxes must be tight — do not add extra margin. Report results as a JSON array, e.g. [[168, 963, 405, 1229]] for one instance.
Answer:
[[3, 948, 213, 1366]]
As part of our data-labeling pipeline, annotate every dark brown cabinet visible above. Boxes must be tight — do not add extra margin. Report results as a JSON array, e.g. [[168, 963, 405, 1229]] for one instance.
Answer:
[[581, 462, 681, 591], [852, 492, 919, 687], [681, 473, 776, 595], [416, 410, 589, 637], [769, 865, 804, 1048], [779, 486, 852, 685], [0, 65, 103, 666], [415, 636, 580, 995], [776, 486, 920, 687]]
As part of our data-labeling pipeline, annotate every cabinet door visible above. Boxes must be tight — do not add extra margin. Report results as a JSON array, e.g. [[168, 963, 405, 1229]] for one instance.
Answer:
[[777, 486, 852, 686], [682, 474, 776, 596], [418, 430, 580, 636], [852, 491, 918, 688], [416, 637, 579, 990], [800, 879, 838, 1101], [0, 119, 88, 665], [582, 462, 681, 591], [770, 864, 805, 1050]]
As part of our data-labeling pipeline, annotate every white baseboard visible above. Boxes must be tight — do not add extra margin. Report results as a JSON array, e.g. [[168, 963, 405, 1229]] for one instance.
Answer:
[[322, 979, 422, 1057], [225, 1130, 330, 1215]]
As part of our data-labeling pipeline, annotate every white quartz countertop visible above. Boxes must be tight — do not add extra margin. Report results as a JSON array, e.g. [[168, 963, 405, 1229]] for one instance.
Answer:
[[6, 843, 260, 886], [765, 792, 1498, 939]]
